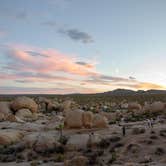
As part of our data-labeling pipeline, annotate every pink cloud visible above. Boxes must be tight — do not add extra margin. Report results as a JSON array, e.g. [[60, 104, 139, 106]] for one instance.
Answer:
[[0, 72, 74, 84], [1, 44, 165, 94], [7, 47, 97, 76]]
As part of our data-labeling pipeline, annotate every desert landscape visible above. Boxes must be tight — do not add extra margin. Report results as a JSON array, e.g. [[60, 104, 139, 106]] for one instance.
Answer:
[[1, 0, 166, 165], [0, 90, 166, 166]]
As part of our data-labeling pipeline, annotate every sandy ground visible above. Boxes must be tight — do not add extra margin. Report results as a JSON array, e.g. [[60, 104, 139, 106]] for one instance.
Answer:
[[0, 114, 166, 166]]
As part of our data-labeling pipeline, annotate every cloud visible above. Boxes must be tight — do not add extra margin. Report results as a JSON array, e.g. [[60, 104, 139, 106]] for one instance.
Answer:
[[134, 82, 165, 90], [0, 85, 98, 94], [5, 46, 97, 76], [86, 74, 136, 84], [1, 44, 165, 94], [26, 51, 49, 57], [41, 21, 57, 27], [0, 44, 97, 87], [0, 86, 70, 94], [0, 9, 27, 20], [113, 82, 165, 90], [15, 80, 33, 83], [129, 76, 136, 80], [83, 74, 166, 90], [75, 61, 94, 68], [41, 19, 94, 44], [58, 28, 94, 43], [14, 72, 74, 83], [99, 75, 134, 82]]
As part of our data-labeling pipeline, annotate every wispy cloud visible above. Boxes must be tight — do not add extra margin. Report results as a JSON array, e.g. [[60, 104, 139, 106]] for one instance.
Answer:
[[112, 82, 165, 90], [26, 51, 49, 57], [0, 9, 28, 20], [41, 21, 57, 27], [83, 74, 166, 90], [0, 85, 98, 94], [75, 61, 95, 68], [129, 76, 136, 80], [58, 28, 94, 43], [85, 74, 137, 85], [0, 44, 97, 87], [1, 44, 165, 94], [5, 46, 96, 76]]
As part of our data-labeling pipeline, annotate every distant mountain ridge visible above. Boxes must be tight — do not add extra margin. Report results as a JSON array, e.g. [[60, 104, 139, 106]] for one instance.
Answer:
[[101, 89, 166, 96], [0, 89, 166, 96]]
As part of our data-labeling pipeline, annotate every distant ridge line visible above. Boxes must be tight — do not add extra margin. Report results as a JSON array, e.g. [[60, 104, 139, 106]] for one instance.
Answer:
[[1, 89, 166, 96]]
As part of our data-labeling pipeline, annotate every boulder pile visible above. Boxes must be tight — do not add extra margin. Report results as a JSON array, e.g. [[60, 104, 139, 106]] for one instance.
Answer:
[[0, 97, 38, 122], [10, 96, 38, 113], [64, 109, 108, 129]]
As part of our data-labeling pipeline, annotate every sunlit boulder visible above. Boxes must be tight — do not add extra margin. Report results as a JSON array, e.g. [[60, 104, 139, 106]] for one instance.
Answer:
[[11, 96, 38, 113]]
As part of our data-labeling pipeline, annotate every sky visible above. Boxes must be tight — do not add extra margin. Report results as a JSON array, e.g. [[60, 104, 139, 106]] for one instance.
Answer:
[[0, 0, 166, 94]]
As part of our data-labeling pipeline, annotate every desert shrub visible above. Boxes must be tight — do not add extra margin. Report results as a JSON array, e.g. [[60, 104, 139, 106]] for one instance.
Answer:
[[58, 135, 69, 145], [132, 127, 145, 135], [109, 136, 121, 142], [127, 143, 141, 153], [155, 147, 165, 155], [87, 152, 98, 165], [150, 135, 158, 140], [55, 154, 64, 162], [97, 138, 110, 148], [108, 151, 117, 164], [109, 120, 117, 124], [160, 129, 166, 137], [55, 145, 65, 154]]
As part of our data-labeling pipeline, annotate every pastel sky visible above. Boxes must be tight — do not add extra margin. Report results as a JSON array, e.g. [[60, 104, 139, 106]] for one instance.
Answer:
[[0, 0, 166, 94]]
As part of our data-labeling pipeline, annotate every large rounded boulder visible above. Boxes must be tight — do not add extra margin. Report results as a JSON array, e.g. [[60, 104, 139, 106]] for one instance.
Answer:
[[0, 130, 24, 145], [65, 109, 83, 129], [92, 114, 108, 128], [15, 108, 34, 120], [150, 101, 165, 113], [61, 100, 78, 116], [0, 112, 5, 121], [82, 111, 94, 128], [47, 102, 60, 112], [10, 96, 38, 113], [128, 102, 142, 110], [33, 134, 60, 154], [0, 101, 12, 115], [143, 103, 151, 112]]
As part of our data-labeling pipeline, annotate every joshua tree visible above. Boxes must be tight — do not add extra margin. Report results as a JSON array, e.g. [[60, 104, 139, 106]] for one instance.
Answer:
[[58, 123, 64, 139], [57, 122, 68, 145]]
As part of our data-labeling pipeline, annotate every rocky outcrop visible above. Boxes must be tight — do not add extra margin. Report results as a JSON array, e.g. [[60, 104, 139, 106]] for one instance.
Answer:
[[92, 114, 108, 128], [0, 130, 24, 145], [0, 112, 5, 121], [128, 102, 142, 110], [10, 96, 38, 113], [82, 111, 94, 128], [15, 109, 33, 120], [150, 101, 165, 113], [0, 102, 12, 115], [143, 101, 165, 113], [65, 109, 108, 129], [65, 109, 83, 129]]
